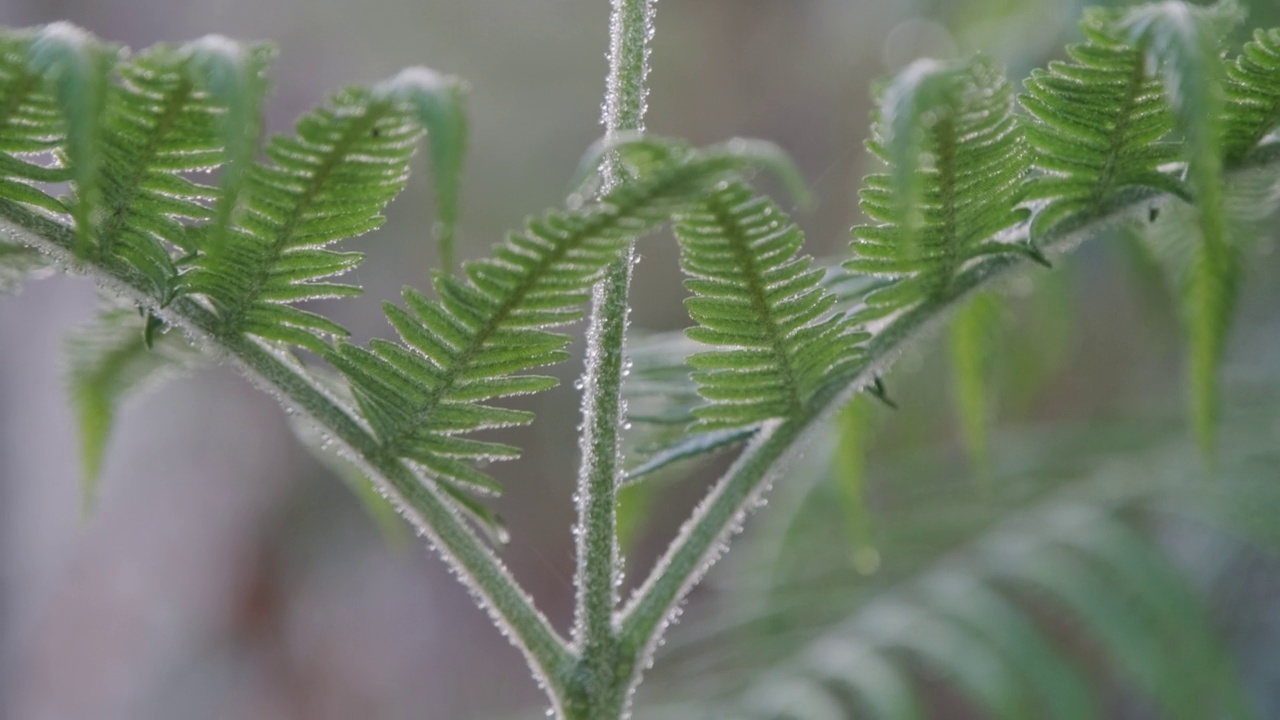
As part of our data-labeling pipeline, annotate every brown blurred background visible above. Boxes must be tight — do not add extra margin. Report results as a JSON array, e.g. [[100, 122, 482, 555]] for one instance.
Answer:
[[2, 0, 1279, 718]]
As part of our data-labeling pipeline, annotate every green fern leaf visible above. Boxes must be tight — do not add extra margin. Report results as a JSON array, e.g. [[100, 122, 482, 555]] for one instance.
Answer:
[[89, 44, 249, 297], [949, 292, 1002, 472], [0, 28, 72, 215], [183, 36, 274, 247], [834, 395, 880, 575], [65, 307, 199, 513], [183, 82, 424, 353], [378, 67, 469, 273], [675, 181, 866, 431], [621, 270, 881, 483], [847, 56, 1029, 321], [0, 241, 49, 293], [1223, 28, 1280, 162], [1019, 9, 1184, 242], [25, 23, 115, 255], [1115, 0, 1245, 457], [328, 142, 773, 498]]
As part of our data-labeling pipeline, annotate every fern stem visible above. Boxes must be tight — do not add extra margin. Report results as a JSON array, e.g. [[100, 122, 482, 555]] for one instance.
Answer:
[[567, 0, 656, 717], [617, 145, 1280, 674], [0, 196, 578, 713]]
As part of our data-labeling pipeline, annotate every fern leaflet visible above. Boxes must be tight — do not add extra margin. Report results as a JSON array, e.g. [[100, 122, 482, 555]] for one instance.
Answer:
[[846, 56, 1029, 321], [381, 67, 469, 273], [1020, 9, 1183, 241], [328, 142, 776, 498], [183, 36, 273, 248], [0, 28, 71, 215], [183, 84, 420, 353], [675, 181, 865, 431], [1223, 27, 1280, 162], [90, 44, 242, 297], [25, 23, 114, 254]]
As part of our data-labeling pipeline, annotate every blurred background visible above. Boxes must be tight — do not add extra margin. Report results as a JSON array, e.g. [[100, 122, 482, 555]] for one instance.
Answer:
[[2, 0, 1279, 718]]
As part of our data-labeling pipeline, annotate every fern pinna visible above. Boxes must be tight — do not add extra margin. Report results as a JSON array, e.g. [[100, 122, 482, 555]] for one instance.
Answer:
[[182, 85, 421, 353], [675, 181, 864, 431], [1224, 28, 1280, 161], [0, 27, 69, 217], [1020, 8, 1184, 241], [846, 56, 1030, 322]]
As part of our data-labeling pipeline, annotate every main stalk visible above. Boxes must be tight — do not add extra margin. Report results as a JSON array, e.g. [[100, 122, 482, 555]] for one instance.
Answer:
[[566, 0, 656, 717]]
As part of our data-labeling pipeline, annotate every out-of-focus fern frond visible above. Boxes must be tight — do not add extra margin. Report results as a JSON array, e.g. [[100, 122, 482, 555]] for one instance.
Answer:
[[182, 36, 273, 248], [1115, 0, 1244, 457], [64, 308, 200, 512], [948, 292, 1002, 472], [635, 406, 1277, 719]]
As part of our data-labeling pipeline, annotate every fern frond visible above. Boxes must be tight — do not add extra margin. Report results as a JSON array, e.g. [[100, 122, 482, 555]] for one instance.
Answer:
[[65, 307, 200, 512], [676, 181, 865, 431], [1224, 28, 1280, 162], [329, 142, 773, 499], [846, 56, 1029, 321], [1020, 10, 1183, 242], [183, 82, 422, 353]]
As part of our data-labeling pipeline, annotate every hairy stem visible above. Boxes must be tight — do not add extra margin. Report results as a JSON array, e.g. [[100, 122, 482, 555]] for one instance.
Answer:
[[0, 198, 577, 713], [567, 0, 656, 718], [617, 147, 1280, 688]]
